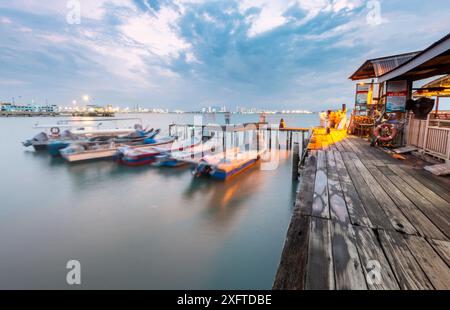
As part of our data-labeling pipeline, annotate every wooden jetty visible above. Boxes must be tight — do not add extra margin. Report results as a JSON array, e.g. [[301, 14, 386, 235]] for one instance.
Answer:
[[168, 123, 310, 151], [274, 135, 450, 290]]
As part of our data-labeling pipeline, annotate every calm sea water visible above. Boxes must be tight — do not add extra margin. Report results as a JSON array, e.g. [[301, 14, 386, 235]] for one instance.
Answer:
[[0, 113, 318, 289]]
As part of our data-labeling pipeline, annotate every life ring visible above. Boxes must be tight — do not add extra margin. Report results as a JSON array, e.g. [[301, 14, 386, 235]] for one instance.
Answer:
[[374, 124, 397, 142], [50, 127, 60, 135]]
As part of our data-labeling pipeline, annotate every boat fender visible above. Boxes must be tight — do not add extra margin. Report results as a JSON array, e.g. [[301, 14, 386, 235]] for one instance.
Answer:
[[374, 124, 397, 142]]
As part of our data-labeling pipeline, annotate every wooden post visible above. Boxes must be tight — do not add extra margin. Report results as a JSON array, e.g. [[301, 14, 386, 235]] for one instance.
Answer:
[[435, 96, 440, 115], [447, 130, 450, 163], [285, 131, 289, 149], [290, 131, 293, 149], [256, 128, 259, 152], [423, 112, 431, 155], [292, 142, 299, 180], [302, 131, 305, 152], [223, 129, 226, 160], [269, 128, 272, 150]]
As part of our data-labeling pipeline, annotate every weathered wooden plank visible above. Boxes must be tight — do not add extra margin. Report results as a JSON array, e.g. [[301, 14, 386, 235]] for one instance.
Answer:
[[273, 214, 311, 289], [312, 150, 329, 219], [401, 166, 450, 204], [428, 239, 450, 267], [349, 139, 378, 166], [353, 227, 400, 290], [379, 230, 434, 290], [349, 138, 378, 162], [306, 217, 334, 289], [388, 164, 450, 220], [377, 166, 450, 240], [367, 166, 447, 240], [349, 137, 391, 165], [349, 153, 417, 235], [413, 166, 450, 190], [333, 151, 373, 228], [335, 141, 345, 152], [345, 138, 362, 154], [404, 235, 450, 289], [329, 144, 338, 151], [340, 139, 354, 152], [341, 152, 392, 230], [326, 151, 350, 224], [295, 152, 317, 216], [331, 221, 368, 290]]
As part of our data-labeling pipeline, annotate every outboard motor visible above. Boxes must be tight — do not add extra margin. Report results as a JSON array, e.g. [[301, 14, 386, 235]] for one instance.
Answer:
[[22, 132, 48, 147], [193, 161, 211, 178]]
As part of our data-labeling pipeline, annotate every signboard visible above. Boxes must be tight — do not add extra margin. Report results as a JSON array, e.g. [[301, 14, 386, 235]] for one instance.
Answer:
[[386, 80, 407, 112], [355, 84, 370, 105]]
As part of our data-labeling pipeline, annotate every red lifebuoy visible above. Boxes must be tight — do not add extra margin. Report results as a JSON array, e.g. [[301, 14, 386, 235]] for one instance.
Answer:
[[374, 124, 397, 142], [50, 127, 60, 136]]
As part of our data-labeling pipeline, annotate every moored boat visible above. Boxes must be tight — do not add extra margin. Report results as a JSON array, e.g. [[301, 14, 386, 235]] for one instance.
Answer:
[[59, 130, 161, 163], [22, 118, 144, 151], [118, 136, 202, 166], [47, 128, 155, 157], [153, 136, 219, 167], [192, 149, 264, 181]]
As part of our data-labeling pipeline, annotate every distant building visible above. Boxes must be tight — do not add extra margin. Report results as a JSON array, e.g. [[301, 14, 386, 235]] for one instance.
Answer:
[[1, 102, 58, 113]]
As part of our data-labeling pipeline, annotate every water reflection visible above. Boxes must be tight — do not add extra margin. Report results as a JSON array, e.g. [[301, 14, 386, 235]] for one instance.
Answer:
[[1, 113, 317, 289]]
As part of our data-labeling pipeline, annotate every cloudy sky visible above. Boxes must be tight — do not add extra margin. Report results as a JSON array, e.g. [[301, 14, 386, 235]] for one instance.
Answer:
[[0, 0, 449, 111]]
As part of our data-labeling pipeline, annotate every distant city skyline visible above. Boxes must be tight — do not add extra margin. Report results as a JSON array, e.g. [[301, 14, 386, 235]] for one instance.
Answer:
[[0, 101, 315, 114], [1, 1, 450, 110]]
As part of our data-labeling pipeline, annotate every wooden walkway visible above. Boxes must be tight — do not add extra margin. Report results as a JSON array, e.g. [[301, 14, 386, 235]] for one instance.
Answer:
[[274, 136, 450, 290]]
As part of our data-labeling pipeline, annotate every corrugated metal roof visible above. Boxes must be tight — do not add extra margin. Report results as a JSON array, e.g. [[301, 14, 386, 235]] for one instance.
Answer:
[[378, 32, 450, 82], [372, 53, 419, 76], [349, 52, 420, 80]]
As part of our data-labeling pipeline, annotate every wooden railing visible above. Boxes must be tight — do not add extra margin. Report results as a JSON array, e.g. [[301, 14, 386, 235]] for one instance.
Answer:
[[406, 111, 450, 162]]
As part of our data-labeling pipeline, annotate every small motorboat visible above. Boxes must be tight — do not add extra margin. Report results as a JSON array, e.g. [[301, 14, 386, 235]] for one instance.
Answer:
[[118, 136, 201, 166], [59, 129, 161, 163], [153, 136, 219, 167], [47, 128, 155, 157], [192, 149, 263, 181], [23, 118, 144, 151]]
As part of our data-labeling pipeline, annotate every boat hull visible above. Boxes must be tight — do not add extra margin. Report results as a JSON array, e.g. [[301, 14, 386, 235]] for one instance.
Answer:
[[47, 141, 71, 156], [119, 156, 159, 166], [119, 138, 193, 167], [155, 158, 189, 167], [33, 143, 48, 151], [62, 149, 118, 163], [210, 158, 258, 180]]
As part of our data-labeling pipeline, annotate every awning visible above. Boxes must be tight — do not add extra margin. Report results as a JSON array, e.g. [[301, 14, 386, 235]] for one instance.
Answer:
[[349, 52, 420, 81], [378, 33, 450, 83]]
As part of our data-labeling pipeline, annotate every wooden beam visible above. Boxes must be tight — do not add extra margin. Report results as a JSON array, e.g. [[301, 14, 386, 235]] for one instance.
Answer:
[[312, 150, 329, 219], [273, 215, 311, 289], [354, 227, 400, 290], [306, 217, 334, 289], [379, 230, 434, 290], [331, 221, 368, 290]]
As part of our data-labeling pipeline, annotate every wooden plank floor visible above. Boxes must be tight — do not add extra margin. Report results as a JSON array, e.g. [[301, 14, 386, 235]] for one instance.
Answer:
[[274, 136, 450, 290]]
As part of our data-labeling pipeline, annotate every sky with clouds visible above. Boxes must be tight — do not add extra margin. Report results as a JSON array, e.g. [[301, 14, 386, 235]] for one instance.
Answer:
[[0, 0, 449, 111]]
